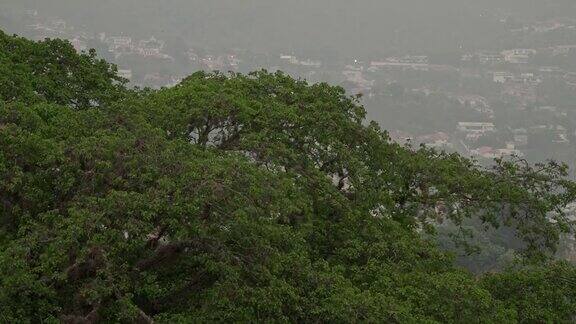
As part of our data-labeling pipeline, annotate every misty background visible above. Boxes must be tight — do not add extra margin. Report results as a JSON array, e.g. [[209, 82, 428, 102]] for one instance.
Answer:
[[2, 0, 576, 57]]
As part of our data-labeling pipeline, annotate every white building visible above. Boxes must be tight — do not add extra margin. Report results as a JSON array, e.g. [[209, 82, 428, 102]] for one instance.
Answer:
[[493, 72, 514, 83], [478, 53, 504, 65], [280, 55, 299, 65], [457, 122, 496, 133], [138, 37, 164, 51], [471, 143, 523, 159], [300, 59, 322, 68], [502, 49, 536, 64], [106, 36, 132, 53], [108, 36, 132, 47]]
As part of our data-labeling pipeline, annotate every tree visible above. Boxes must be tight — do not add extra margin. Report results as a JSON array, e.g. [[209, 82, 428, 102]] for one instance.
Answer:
[[0, 31, 127, 108], [482, 262, 576, 323]]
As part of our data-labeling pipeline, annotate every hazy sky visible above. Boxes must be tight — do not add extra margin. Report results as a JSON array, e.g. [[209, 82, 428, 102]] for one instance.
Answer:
[[2, 0, 576, 57]]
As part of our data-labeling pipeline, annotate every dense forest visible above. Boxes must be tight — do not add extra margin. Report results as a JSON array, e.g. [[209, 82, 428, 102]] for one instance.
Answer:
[[1, 31, 576, 323]]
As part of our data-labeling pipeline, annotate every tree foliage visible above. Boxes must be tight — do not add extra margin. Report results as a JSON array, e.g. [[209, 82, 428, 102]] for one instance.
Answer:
[[1, 32, 575, 323], [0, 31, 126, 108]]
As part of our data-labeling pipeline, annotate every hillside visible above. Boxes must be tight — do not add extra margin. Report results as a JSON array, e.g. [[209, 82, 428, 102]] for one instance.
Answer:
[[1, 31, 576, 323]]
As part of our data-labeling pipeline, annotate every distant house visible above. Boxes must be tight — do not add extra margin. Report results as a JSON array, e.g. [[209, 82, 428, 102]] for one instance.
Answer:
[[493, 72, 514, 83], [278, 54, 321, 68], [202, 55, 226, 70], [471, 146, 497, 159], [471, 143, 523, 159], [455, 95, 494, 117], [551, 45, 576, 56], [564, 72, 576, 87], [461, 53, 474, 62], [108, 36, 132, 46], [280, 54, 299, 65], [513, 73, 539, 84], [138, 36, 164, 49], [300, 59, 322, 68], [477, 52, 504, 65], [502, 83, 537, 102], [388, 55, 429, 64], [536, 106, 558, 113], [28, 23, 60, 38], [139, 48, 160, 56], [411, 87, 434, 96], [502, 49, 536, 64], [493, 72, 540, 84], [370, 56, 429, 71], [539, 66, 564, 74], [456, 95, 488, 108], [51, 19, 67, 32], [512, 128, 528, 147], [137, 36, 165, 57], [417, 132, 453, 149], [532, 21, 564, 33], [457, 122, 496, 133], [117, 69, 133, 81], [551, 125, 569, 144], [187, 50, 199, 62], [24, 9, 38, 17], [166, 76, 183, 88], [106, 36, 132, 54], [341, 70, 373, 94], [227, 55, 241, 68], [528, 125, 570, 145]]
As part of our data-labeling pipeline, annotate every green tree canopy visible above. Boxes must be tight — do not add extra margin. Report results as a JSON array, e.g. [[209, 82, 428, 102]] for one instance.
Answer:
[[0, 31, 126, 108]]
